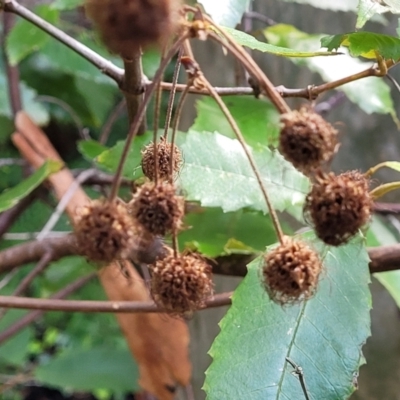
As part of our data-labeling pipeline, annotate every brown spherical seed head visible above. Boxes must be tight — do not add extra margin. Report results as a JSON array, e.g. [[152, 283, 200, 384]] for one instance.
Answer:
[[279, 109, 338, 174], [74, 199, 136, 264], [262, 237, 322, 305], [141, 137, 182, 181], [304, 171, 372, 246], [85, 0, 182, 57], [129, 182, 184, 236], [150, 252, 213, 314]]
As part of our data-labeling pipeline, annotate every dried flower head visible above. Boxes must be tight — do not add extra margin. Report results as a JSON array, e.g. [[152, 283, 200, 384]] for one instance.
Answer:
[[85, 0, 182, 57], [141, 137, 182, 181], [304, 171, 372, 246], [150, 251, 213, 314], [279, 109, 338, 174], [262, 237, 322, 304], [128, 182, 184, 236], [74, 199, 136, 264]]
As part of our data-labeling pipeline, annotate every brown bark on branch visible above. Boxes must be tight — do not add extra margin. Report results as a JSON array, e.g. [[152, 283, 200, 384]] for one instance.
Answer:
[[10, 111, 191, 400]]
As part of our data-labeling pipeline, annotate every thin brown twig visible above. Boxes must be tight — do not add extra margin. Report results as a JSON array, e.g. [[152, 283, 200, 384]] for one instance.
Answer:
[[123, 53, 146, 134], [0, 273, 96, 345], [99, 99, 126, 145], [0, 290, 233, 314], [187, 59, 284, 243], [3, 0, 124, 84], [109, 34, 188, 201], [0, 252, 53, 321]]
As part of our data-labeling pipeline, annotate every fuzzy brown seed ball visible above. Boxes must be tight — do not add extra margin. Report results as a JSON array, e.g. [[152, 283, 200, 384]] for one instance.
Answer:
[[262, 237, 322, 304], [150, 252, 213, 314], [85, 0, 182, 57], [128, 182, 184, 236], [74, 199, 136, 264], [279, 109, 338, 174], [141, 137, 182, 181], [304, 171, 372, 246]]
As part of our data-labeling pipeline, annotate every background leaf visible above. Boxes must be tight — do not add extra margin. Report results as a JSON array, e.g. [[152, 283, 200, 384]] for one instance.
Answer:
[[6, 5, 59, 65], [179, 207, 279, 257], [197, 0, 251, 27], [264, 24, 395, 116], [34, 347, 139, 392], [282, 0, 358, 11], [179, 130, 310, 220], [357, 0, 400, 28], [0, 160, 62, 213], [224, 27, 338, 57], [204, 233, 371, 399], [192, 96, 280, 147], [51, 0, 84, 10]]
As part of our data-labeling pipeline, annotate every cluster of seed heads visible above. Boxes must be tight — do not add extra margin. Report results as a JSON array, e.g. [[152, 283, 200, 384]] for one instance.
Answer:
[[304, 171, 372, 246], [128, 181, 184, 236], [74, 199, 136, 264], [150, 250, 213, 315], [262, 237, 322, 304], [279, 108, 338, 175], [141, 137, 182, 181], [85, 0, 182, 57]]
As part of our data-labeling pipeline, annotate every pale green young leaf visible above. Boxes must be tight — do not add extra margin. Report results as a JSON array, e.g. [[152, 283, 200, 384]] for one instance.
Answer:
[[204, 233, 371, 400]]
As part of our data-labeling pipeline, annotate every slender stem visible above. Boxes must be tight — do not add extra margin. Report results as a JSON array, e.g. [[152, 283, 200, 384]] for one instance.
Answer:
[[0, 290, 233, 314], [169, 80, 191, 183], [200, 73, 284, 243], [163, 48, 183, 138], [0, 273, 96, 345], [206, 25, 290, 113], [3, 0, 124, 84], [99, 99, 126, 145], [0, 252, 53, 321], [108, 35, 188, 201]]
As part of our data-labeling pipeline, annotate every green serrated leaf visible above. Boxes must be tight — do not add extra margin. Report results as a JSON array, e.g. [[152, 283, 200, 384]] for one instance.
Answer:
[[192, 96, 280, 147], [204, 233, 371, 400], [264, 25, 395, 116], [0, 160, 62, 213], [321, 32, 400, 60], [198, 0, 251, 27], [34, 347, 139, 392], [179, 207, 278, 257], [224, 27, 339, 57], [51, 0, 84, 10], [357, 0, 400, 28], [179, 131, 310, 220], [6, 5, 59, 65]]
